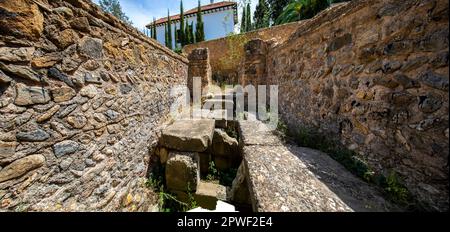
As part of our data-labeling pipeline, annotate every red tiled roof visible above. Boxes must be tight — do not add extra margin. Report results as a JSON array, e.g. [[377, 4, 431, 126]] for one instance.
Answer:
[[147, 1, 237, 27]]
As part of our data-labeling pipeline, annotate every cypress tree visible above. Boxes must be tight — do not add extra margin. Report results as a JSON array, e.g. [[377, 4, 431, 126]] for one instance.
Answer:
[[153, 18, 157, 40], [167, 10, 173, 49], [240, 5, 247, 33], [254, 0, 270, 29], [180, 0, 185, 46], [195, 0, 205, 42], [185, 21, 191, 44], [246, 3, 252, 32]]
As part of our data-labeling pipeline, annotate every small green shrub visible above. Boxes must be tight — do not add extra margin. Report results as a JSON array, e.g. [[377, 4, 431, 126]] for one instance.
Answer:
[[206, 161, 219, 182], [225, 125, 239, 140], [206, 161, 237, 187], [381, 172, 411, 206], [174, 46, 182, 54], [146, 167, 198, 212], [276, 120, 288, 137]]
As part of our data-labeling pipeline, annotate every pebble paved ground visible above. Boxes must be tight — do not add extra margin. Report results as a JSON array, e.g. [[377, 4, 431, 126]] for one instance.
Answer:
[[239, 119, 401, 212]]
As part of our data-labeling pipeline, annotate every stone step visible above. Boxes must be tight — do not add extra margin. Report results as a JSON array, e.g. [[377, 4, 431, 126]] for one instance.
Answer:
[[165, 151, 200, 192], [193, 109, 230, 128], [238, 119, 281, 147], [204, 99, 234, 110], [212, 129, 240, 171], [160, 119, 215, 152], [194, 181, 227, 210]]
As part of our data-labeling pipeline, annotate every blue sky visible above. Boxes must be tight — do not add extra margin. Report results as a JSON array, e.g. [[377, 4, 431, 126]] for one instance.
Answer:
[[92, 0, 258, 31]]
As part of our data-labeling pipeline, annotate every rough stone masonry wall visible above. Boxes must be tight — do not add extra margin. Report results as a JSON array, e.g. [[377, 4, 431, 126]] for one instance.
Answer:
[[0, 0, 187, 211], [265, 0, 449, 211], [187, 48, 212, 96], [183, 20, 303, 84]]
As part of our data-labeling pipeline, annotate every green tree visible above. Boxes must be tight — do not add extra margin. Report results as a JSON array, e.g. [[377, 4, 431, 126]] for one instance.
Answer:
[[246, 3, 252, 32], [167, 10, 173, 49], [180, 0, 186, 46], [99, 0, 132, 25], [240, 5, 247, 33], [190, 22, 195, 43], [152, 17, 157, 40], [185, 21, 191, 44], [254, 0, 270, 29], [268, 0, 290, 23], [275, 0, 330, 25], [195, 0, 205, 42]]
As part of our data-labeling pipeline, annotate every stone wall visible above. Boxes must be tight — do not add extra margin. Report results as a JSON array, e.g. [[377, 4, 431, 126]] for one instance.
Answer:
[[264, 0, 448, 211], [0, 0, 187, 211], [183, 20, 305, 84], [239, 39, 269, 87], [187, 48, 212, 97]]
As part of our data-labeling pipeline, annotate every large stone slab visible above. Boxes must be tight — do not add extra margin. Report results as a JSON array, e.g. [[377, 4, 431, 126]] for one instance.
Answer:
[[160, 119, 215, 152], [165, 151, 200, 192], [193, 109, 230, 128], [238, 120, 281, 146], [212, 129, 240, 171], [242, 145, 353, 212], [229, 162, 251, 206], [194, 181, 227, 210], [285, 145, 401, 212]]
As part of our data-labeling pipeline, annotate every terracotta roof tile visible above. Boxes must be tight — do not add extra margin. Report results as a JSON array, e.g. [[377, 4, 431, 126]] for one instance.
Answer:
[[147, 1, 237, 27]]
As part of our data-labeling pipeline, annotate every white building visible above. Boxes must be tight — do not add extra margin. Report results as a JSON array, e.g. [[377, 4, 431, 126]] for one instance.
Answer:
[[146, 1, 237, 49]]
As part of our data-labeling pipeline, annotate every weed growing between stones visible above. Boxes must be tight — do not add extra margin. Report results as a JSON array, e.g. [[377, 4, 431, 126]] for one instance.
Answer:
[[275, 119, 418, 209], [206, 161, 238, 187], [146, 166, 198, 212], [382, 172, 411, 206], [219, 33, 250, 71], [206, 161, 219, 182], [225, 125, 239, 140]]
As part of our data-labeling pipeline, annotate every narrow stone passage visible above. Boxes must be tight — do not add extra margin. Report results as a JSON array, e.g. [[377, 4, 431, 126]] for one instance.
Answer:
[[154, 91, 401, 212], [236, 118, 400, 212]]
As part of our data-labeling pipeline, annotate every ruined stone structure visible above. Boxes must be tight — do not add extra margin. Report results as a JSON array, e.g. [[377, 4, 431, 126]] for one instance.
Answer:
[[185, 0, 449, 211], [187, 48, 212, 97], [0, 0, 187, 211], [240, 39, 269, 87], [183, 20, 302, 84], [0, 0, 448, 212]]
